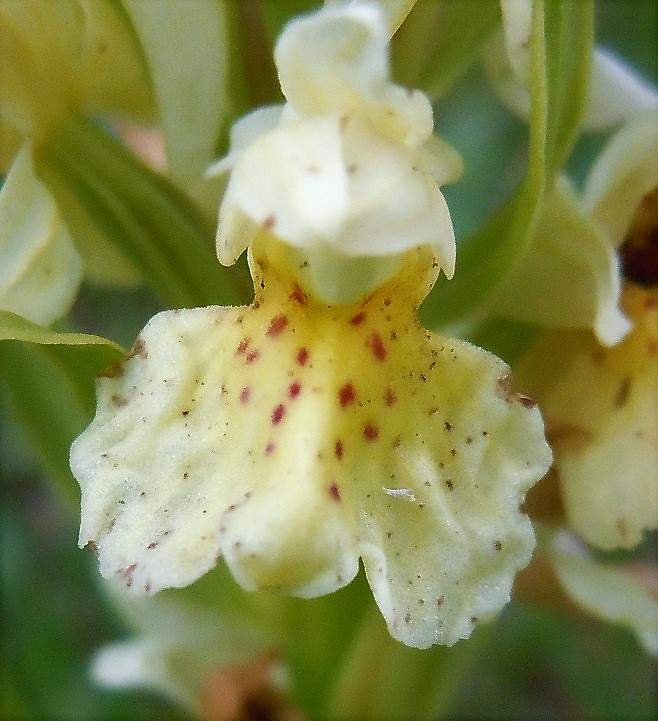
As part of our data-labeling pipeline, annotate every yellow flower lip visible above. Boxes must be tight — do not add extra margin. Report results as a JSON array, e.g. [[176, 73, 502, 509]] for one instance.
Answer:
[[72, 239, 551, 649]]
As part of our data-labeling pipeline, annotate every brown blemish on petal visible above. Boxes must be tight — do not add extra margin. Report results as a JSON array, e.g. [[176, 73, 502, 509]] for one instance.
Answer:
[[236, 338, 250, 354], [614, 376, 632, 408], [290, 284, 307, 305], [363, 423, 379, 441], [147, 542, 158, 550], [548, 424, 594, 451], [384, 388, 397, 406], [119, 563, 138, 588], [329, 483, 341, 502], [271, 404, 285, 425], [334, 440, 344, 460], [246, 350, 260, 363], [494, 540, 502, 551], [266, 314, 289, 337], [129, 337, 148, 360], [350, 311, 367, 326], [616, 518, 630, 542], [445, 480, 454, 491], [99, 360, 125, 379], [111, 394, 127, 407], [368, 332, 387, 361], [338, 383, 356, 407], [297, 347, 309, 366], [288, 382, 302, 399]]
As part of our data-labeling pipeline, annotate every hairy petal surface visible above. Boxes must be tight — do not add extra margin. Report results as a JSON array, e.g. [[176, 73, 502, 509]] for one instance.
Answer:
[[72, 242, 550, 648]]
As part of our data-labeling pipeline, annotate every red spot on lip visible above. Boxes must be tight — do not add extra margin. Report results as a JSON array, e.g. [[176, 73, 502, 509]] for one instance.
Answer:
[[288, 382, 302, 398], [368, 332, 387, 361], [267, 314, 289, 337], [384, 388, 397, 406], [335, 440, 344, 460], [350, 311, 366, 326], [338, 383, 356, 407], [363, 423, 379, 441], [329, 483, 341, 502], [236, 338, 250, 354], [246, 350, 260, 363], [297, 348, 309, 366], [265, 442, 276, 455], [239, 387, 251, 403], [290, 284, 307, 305], [271, 404, 285, 425], [263, 214, 276, 229]]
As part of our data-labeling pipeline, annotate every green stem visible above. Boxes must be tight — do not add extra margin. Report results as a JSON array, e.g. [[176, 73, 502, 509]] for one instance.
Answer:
[[326, 604, 493, 720], [33, 114, 251, 309]]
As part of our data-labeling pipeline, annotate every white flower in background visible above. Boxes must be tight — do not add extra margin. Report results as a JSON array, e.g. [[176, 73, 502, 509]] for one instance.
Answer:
[[71, 3, 551, 650]]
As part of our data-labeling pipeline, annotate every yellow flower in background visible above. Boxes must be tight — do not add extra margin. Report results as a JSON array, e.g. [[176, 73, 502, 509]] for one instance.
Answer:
[[70, 3, 551, 650], [516, 116, 658, 551]]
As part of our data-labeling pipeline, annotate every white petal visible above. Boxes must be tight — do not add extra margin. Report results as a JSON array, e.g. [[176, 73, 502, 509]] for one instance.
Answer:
[[216, 116, 455, 280], [584, 48, 658, 132], [551, 531, 658, 656], [0, 145, 82, 325], [491, 177, 630, 346], [275, 2, 433, 147], [206, 105, 284, 178], [583, 113, 658, 248]]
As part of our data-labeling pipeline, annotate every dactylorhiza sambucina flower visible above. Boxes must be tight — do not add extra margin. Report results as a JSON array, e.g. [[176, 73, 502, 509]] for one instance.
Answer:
[[516, 114, 658, 553], [71, 2, 551, 649]]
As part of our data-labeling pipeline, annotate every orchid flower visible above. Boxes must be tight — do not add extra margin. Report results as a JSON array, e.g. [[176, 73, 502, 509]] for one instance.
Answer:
[[515, 114, 658, 552], [70, 3, 551, 650]]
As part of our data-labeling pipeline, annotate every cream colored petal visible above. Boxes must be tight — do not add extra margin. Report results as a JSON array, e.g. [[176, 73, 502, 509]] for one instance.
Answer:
[[551, 531, 658, 656], [275, 2, 433, 147], [206, 105, 284, 179], [216, 115, 455, 283], [0, 145, 82, 325], [515, 287, 658, 550], [72, 244, 550, 648], [491, 177, 631, 346], [584, 48, 658, 132], [583, 114, 658, 248]]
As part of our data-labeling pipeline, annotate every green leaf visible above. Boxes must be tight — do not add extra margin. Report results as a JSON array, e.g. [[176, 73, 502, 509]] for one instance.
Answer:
[[393, 0, 501, 100], [0, 310, 124, 507], [422, 0, 593, 328]]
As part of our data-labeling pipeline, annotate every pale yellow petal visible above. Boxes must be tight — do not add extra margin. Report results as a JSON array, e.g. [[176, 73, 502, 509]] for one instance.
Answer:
[[72, 242, 550, 648], [0, 145, 82, 325], [491, 177, 631, 346], [551, 531, 658, 656], [515, 286, 658, 550], [583, 114, 658, 248]]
